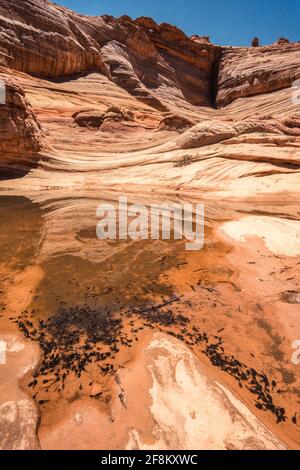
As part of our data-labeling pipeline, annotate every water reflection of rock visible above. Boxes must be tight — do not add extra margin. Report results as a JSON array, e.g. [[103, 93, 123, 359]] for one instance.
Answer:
[[0, 196, 44, 269], [1, 194, 300, 449]]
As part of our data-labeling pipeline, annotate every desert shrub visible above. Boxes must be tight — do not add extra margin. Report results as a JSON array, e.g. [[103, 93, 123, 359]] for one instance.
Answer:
[[173, 154, 192, 168]]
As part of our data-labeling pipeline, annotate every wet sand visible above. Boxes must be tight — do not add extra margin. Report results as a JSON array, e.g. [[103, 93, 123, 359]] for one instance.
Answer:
[[0, 194, 299, 449]]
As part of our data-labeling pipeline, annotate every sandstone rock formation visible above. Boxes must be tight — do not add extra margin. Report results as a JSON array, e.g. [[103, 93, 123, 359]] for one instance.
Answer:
[[216, 43, 300, 107], [158, 113, 195, 131], [0, 0, 299, 198], [0, 333, 40, 450], [0, 0, 299, 116], [124, 333, 286, 450], [251, 37, 260, 47], [178, 120, 238, 149], [275, 37, 290, 45], [191, 35, 211, 44], [0, 0, 300, 115], [35, 331, 287, 450], [178, 116, 300, 149], [73, 106, 135, 130], [0, 0, 107, 77], [73, 110, 105, 129], [0, 75, 44, 172], [0, 1, 217, 111]]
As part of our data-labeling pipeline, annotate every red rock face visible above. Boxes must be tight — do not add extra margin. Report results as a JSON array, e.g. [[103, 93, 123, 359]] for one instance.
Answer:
[[1, 0, 299, 112], [0, 0, 107, 78], [217, 43, 300, 107], [0, 0, 217, 110], [0, 76, 43, 172], [0, 0, 300, 176], [133, 19, 216, 107]]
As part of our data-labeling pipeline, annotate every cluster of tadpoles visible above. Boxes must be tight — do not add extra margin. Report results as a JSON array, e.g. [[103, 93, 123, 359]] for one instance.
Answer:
[[203, 338, 287, 423], [12, 306, 124, 401], [12, 296, 295, 424], [128, 298, 291, 425]]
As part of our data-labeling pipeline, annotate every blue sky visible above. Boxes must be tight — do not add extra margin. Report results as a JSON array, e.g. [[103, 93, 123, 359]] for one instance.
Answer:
[[54, 0, 300, 46]]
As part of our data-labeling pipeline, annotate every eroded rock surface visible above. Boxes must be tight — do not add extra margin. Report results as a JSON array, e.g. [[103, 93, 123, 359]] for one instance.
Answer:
[[217, 43, 300, 107], [0, 0, 299, 190], [0, 333, 40, 450], [158, 113, 195, 132], [0, 0, 299, 114], [0, 0, 107, 78], [0, 0, 217, 110], [0, 0, 300, 452], [220, 216, 300, 257], [0, 76, 44, 172], [124, 334, 286, 450], [177, 116, 300, 149], [73, 106, 135, 129], [0, 399, 38, 450]]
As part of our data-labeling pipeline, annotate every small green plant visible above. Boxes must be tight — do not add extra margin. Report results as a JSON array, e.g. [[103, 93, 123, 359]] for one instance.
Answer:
[[174, 154, 192, 168]]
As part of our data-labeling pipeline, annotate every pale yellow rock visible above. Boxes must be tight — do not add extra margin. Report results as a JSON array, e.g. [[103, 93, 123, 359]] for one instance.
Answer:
[[220, 216, 300, 257], [125, 334, 286, 450], [0, 333, 40, 450]]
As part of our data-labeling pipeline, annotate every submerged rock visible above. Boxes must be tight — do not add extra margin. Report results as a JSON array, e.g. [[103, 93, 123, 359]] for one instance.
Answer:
[[280, 291, 300, 304], [0, 333, 40, 450], [124, 333, 286, 450], [0, 400, 38, 450]]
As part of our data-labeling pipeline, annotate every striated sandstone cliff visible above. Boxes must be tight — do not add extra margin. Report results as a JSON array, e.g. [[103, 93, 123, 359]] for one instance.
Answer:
[[217, 43, 300, 107], [0, 0, 299, 199], [177, 116, 300, 150], [0, 0, 217, 110], [0, 0, 107, 78], [0, 0, 299, 113]]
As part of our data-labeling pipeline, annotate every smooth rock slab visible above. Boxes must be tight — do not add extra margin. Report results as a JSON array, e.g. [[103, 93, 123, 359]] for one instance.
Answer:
[[0, 399, 39, 450], [125, 333, 286, 450], [0, 333, 40, 450]]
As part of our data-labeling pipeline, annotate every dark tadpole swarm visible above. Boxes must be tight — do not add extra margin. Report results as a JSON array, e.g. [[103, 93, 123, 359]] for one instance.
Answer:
[[14, 297, 290, 424]]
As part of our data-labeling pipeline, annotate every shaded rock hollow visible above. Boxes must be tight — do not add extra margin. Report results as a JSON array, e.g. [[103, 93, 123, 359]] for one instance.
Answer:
[[0, 76, 44, 172]]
